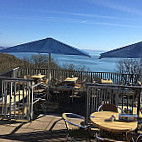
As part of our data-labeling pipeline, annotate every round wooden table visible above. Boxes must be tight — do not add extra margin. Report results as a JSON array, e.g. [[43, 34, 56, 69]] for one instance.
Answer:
[[90, 111, 137, 133]]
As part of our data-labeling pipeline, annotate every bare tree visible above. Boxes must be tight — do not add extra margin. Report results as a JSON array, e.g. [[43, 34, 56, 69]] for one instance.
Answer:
[[115, 59, 142, 74], [22, 54, 60, 69], [63, 63, 87, 71]]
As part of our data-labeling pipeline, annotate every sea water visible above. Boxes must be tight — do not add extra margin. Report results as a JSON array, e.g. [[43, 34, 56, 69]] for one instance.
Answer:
[[10, 50, 120, 72]]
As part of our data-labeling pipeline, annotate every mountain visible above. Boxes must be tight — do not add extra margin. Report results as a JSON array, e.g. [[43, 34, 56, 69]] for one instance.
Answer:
[[0, 46, 5, 50]]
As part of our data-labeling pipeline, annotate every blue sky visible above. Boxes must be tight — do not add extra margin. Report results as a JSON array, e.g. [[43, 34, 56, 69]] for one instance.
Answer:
[[0, 0, 142, 51]]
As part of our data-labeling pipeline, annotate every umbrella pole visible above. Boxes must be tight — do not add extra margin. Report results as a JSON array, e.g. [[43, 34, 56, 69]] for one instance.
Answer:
[[48, 53, 51, 85]]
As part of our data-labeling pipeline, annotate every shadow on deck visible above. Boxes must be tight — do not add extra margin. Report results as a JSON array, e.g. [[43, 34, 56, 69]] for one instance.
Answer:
[[0, 114, 90, 142]]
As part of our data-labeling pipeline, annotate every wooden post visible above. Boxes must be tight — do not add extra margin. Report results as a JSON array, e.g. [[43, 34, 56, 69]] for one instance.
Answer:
[[48, 53, 51, 85]]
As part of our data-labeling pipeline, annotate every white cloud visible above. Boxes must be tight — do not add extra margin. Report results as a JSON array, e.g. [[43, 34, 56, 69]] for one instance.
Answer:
[[51, 11, 123, 20], [89, 0, 142, 16], [89, 21, 142, 28], [14, 8, 127, 20], [1, 15, 142, 28]]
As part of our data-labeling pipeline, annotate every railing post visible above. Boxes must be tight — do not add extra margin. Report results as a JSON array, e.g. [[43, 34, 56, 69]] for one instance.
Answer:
[[91, 72, 93, 83], [137, 88, 142, 119], [30, 81, 34, 121], [12, 67, 19, 78], [86, 85, 90, 123], [141, 72, 142, 85]]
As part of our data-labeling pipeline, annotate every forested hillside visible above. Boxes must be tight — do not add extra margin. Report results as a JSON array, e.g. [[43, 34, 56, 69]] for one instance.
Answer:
[[0, 53, 25, 74]]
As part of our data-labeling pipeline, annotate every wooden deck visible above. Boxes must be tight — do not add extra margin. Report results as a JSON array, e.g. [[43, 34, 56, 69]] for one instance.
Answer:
[[0, 114, 95, 142]]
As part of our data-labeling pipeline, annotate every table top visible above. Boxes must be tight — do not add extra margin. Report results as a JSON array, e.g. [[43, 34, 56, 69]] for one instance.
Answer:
[[31, 74, 45, 79], [90, 111, 137, 132], [101, 79, 113, 84], [64, 77, 78, 83]]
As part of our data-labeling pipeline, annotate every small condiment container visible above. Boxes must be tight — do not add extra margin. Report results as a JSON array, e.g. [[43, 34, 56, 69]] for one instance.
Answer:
[[109, 115, 116, 122]]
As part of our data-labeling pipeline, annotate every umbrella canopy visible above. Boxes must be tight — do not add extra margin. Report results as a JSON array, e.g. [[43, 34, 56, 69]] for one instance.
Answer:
[[0, 37, 90, 83], [99, 41, 142, 59], [0, 37, 90, 57]]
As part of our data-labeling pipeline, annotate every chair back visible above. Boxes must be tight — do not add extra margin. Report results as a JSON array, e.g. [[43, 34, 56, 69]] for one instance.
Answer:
[[62, 113, 95, 140], [99, 104, 118, 112], [62, 113, 86, 130]]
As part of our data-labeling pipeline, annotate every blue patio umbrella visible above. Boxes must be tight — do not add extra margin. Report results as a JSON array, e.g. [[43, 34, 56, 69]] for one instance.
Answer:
[[0, 38, 90, 81], [0, 37, 90, 56], [99, 41, 142, 117], [99, 41, 142, 82], [99, 41, 142, 59]]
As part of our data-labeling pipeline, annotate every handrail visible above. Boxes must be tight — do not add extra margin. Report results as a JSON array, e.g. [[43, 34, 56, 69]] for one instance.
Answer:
[[86, 83, 142, 89], [19, 67, 140, 75], [0, 67, 19, 76], [13, 67, 19, 71], [0, 76, 33, 81], [18, 68, 141, 85]]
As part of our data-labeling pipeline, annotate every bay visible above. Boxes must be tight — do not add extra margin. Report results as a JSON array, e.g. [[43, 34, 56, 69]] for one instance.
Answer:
[[10, 50, 120, 72]]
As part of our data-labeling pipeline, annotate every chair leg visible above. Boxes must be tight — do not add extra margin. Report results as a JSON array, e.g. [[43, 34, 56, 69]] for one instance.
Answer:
[[65, 136, 75, 142], [40, 102, 47, 114], [65, 133, 69, 142], [65, 134, 75, 142], [70, 137, 75, 142]]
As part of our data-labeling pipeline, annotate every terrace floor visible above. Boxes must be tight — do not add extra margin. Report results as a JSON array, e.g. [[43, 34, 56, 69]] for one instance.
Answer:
[[0, 114, 93, 142]]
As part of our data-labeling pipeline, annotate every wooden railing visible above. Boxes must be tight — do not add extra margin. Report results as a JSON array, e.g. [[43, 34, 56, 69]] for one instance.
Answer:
[[86, 83, 142, 122]]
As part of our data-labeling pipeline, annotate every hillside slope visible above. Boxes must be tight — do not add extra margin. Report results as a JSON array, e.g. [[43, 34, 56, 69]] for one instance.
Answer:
[[0, 53, 24, 74]]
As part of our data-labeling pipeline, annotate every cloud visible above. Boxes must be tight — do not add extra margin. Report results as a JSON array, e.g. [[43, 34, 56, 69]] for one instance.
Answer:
[[1, 7, 135, 22], [39, 16, 142, 28], [1, 15, 142, 28], [15, 8, 128, 20], [89, 0, 142, 16], [89, 22, 142, 28], [51, 11, 123, 20]]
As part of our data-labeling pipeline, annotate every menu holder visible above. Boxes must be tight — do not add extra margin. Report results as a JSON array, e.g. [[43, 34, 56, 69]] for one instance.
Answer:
[[119, 114, 138, 122]]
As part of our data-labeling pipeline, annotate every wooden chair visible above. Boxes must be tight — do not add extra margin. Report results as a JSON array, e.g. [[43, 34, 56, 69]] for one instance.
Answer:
[[98, 104, 124, 113], [62, 113, 96, 142]]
